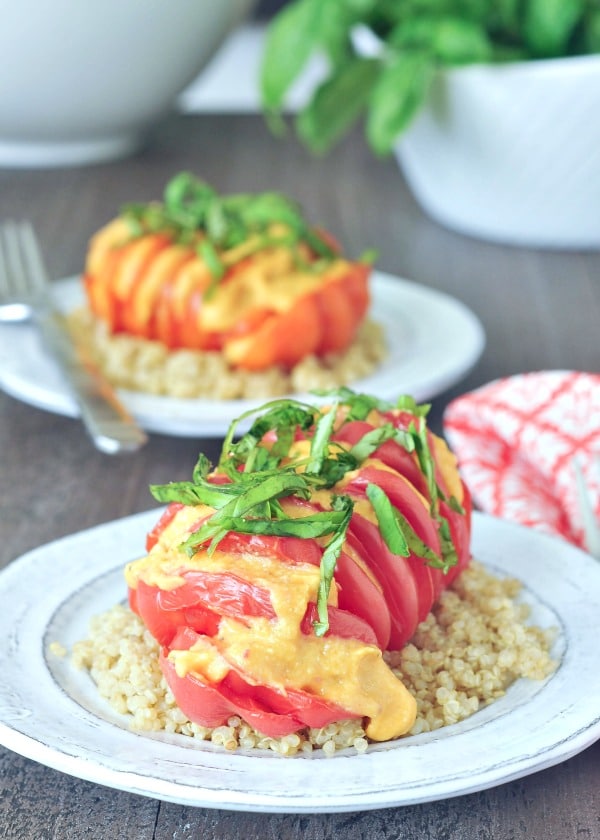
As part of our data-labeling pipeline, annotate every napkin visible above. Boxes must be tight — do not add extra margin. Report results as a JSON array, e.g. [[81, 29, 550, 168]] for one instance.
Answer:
[[443, 371, 600, 553]]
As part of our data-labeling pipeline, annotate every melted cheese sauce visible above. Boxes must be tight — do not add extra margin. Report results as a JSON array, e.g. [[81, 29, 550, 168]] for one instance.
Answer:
[[127, 502, 417, 741], [199, 252, 350, 332], [432, 436, 464, 503], [87, 218, 353, 334]]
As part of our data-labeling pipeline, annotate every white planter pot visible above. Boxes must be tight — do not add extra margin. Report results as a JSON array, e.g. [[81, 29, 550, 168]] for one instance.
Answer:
[[395, 54, 600, 249], [0, 0, 255, 168]]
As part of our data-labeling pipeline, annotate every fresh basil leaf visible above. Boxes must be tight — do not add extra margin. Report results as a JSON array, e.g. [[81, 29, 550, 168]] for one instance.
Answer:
[[366, 483, 410, 556], [523, 0, 585, 57], [430, 18, 492, 64], [349, 423, 397, 462], [438, 517, 459, 572], [220, 399, 315, 471], [192, 453, 212, 485], [408, 418, 438, 505], [297, 56, 380, 154], [448, 495, 465, 515], [211, 508, 348, 540], [366, 50, 434, 156], [260, 0, 324, 112], [395, 510, 444, 567], [395, 395, 430, 417], [318, 451, 360, 487], [307, 405, 338, 474], [312, 387, 394, 420], [313, 495, 354, 636], [149, 479, 236, 508], [198, 239, 224, 284]]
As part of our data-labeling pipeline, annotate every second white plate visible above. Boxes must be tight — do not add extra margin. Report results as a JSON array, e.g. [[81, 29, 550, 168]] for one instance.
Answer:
[[0, 271, 485, 437]]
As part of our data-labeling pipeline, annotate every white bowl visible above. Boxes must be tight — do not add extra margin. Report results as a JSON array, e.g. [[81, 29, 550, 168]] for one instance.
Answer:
[[0, 0, 255, 168], [395, 54, 600, 249]]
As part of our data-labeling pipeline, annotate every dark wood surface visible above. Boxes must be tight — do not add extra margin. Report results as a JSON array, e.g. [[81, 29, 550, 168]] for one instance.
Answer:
[[0, 114, 598, 840]]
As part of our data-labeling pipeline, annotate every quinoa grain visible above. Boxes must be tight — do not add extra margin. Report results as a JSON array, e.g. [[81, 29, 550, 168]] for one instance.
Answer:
[[70, 561, 556, 756], [67, 308, 387, 400]]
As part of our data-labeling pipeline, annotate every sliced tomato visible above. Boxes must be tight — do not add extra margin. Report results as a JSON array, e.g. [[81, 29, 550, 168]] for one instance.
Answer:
[[348, 513, 420, 650], [224, 293, 323, 370], [161, 570, 275, 618], [162, 627, 360, 737], [332, 543, 391, 649], [132, 567, 276, 647], [222, 668, 360, 730], [438, 485, 472, 587], [161, 651, 304, 737], [131, 580, 220, 646], [216, 529, 322, 567], [300, 602, 379, 647], [333, 421, 429, 498], [312, 275, 363, 354], [346, 466, 441, 554]]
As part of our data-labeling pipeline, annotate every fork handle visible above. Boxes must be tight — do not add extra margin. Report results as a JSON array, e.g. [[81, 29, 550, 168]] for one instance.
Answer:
[[38, 311, 148, 454]]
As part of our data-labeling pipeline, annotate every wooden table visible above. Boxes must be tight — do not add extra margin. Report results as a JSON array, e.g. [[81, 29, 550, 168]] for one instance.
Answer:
[[0, 114, 598, 839]]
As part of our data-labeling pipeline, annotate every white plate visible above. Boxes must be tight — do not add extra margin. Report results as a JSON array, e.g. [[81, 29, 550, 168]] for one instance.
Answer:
[[0, 272, 485, 437], [0, 512, 598, 813]]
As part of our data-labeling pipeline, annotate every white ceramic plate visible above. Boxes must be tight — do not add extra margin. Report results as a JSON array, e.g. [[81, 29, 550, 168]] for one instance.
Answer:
[[0, 512, 598, 813], [0, 272, 485, 437]]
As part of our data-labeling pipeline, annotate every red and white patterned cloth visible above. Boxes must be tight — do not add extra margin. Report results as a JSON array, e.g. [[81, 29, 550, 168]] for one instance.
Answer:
[[443, 371, 600, 552]]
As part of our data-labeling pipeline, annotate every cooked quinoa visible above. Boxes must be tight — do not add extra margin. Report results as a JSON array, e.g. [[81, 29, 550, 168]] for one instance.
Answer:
[[70, 562, 556, 757], [67, 307, 387, 400]]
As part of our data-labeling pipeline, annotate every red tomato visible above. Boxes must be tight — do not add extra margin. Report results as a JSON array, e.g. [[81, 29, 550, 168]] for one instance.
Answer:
[[346, 466, 441, 554], [300, 602, 379, 647], [438, 486, 472, 587], [332, 543, 392, 649], [131, 568, 276, 647], [222, 668, 360, 730], [161, 652, 304, 737], [348, 513, 420, 650], [161, 627, 361, 737], [160, 570, 276, 618], [333, 420, 429, 498], [216, 529, 322, 567], [131, 580, 220, 646]]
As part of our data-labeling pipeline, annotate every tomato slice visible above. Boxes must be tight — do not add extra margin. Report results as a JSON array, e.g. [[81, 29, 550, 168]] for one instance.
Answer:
[[216, 529, 322, 567], [348, 513, 420, 650], [132, 567, 276, 647], [222, 668, 360, 730], [334, 421, 429, 498], [160, 570, 276, 618], [346, 466, 441, 554], [131, 580, 221, 646], [162, 627, 360, 737], [161, 651, 304, 737], [332, 544, 391, 649], [300, 602, 379, 647], [439, 489, 472, 587]]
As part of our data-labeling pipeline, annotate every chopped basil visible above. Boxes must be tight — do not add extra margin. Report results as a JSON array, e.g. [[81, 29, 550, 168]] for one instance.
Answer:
[[120, 173, 343, 293], [150, 389, 460, 635], [366, 484, 410, 557]]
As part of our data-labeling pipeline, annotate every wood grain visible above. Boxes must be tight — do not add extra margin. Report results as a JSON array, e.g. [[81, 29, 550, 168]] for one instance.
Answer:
[[0, 114, 598, 840]]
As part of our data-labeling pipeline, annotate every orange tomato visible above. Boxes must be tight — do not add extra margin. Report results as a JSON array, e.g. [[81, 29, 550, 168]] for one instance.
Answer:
[[84, 228, 371, 371]]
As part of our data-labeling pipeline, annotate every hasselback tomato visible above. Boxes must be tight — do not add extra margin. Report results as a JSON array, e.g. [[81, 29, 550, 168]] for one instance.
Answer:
[[125, 389, 471, 741], [83, 173, 372, 371]]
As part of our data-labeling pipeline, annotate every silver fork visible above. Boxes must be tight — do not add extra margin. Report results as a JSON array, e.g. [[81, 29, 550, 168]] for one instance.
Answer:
[[0, 220, 148, 454]]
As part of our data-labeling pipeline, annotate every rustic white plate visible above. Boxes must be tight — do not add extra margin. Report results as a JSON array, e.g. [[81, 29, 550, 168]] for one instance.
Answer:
[[0, 272, 484, 437], [0, 512, 598, 813]]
